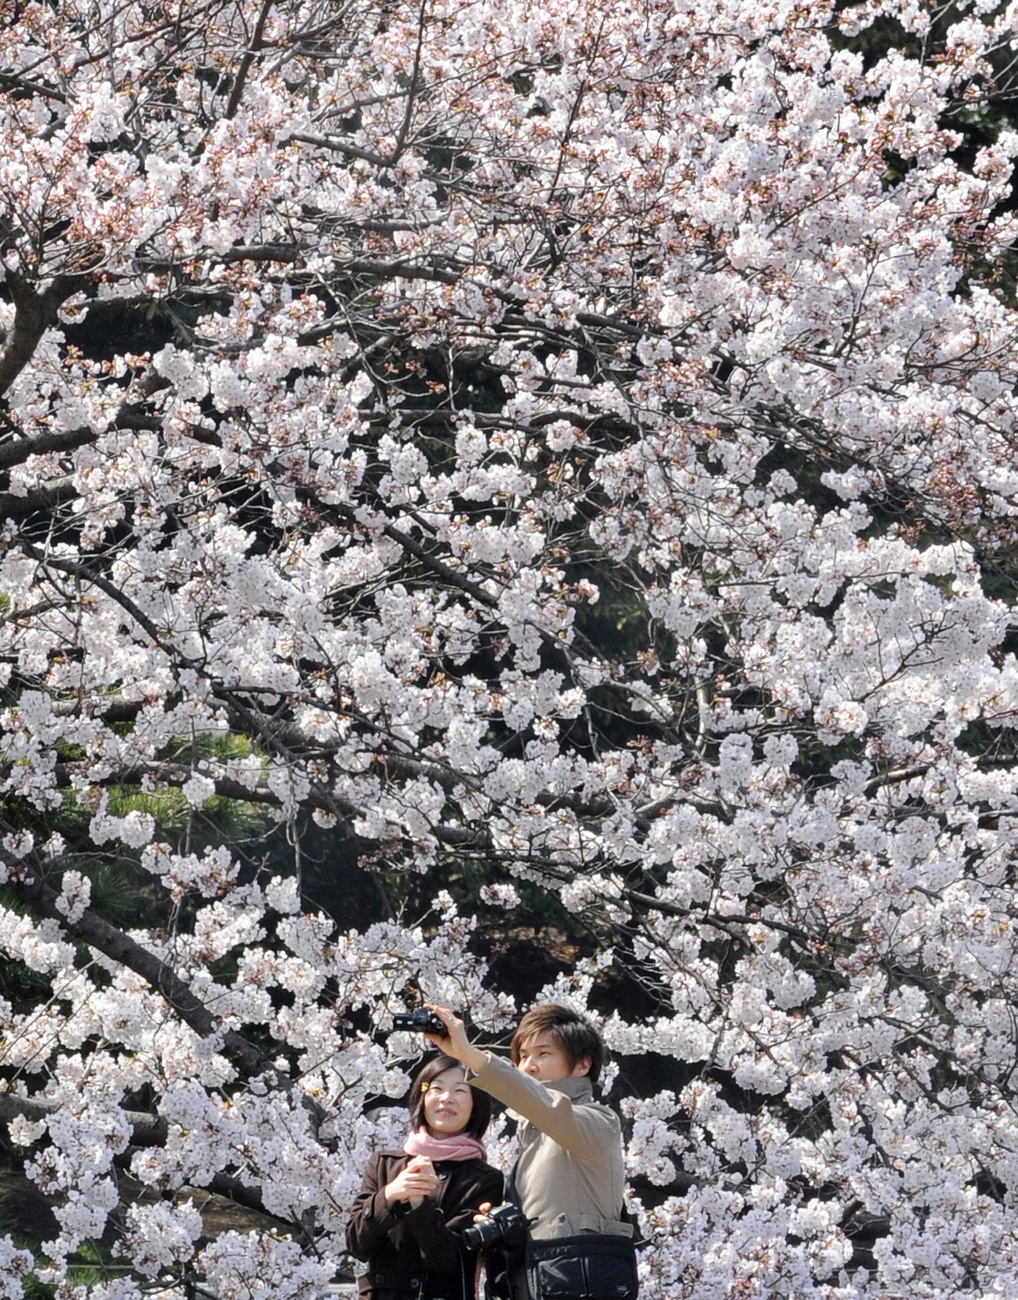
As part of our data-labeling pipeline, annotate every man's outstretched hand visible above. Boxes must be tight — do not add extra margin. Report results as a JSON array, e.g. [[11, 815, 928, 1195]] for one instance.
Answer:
[[424, 1004, 489, 1074]]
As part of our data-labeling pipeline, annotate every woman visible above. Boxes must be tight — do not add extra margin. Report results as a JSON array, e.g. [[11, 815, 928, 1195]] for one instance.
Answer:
[[347, 1053, 505, 1300]]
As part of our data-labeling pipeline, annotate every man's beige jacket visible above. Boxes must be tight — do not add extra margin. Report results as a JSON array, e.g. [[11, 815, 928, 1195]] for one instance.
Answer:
[[469, 1053, 630, 1242]]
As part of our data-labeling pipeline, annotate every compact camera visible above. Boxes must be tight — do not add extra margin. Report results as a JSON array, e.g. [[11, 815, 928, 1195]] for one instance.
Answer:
[[461, 1203, 529, 1252], [391, 1009, 448, 1035]]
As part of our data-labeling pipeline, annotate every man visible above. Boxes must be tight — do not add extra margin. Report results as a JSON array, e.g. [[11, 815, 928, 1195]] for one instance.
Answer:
[[425, 1002, 632, 1300]]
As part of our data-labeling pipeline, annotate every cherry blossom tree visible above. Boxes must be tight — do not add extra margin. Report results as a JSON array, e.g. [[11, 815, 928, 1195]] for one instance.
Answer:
[[6, 0, 1018, 1296]]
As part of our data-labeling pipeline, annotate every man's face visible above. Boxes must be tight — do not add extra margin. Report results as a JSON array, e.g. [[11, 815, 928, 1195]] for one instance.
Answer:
[[516, 1030, 590, 1082]]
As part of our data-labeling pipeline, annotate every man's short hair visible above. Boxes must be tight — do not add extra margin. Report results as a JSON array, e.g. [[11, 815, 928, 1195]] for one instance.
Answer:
[[408, 1052, 492, 1138], [510, 1004, 605, 1083]]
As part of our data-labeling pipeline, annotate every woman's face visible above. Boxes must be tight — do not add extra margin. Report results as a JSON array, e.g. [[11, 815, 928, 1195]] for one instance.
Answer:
[[422, 1065, 474, 1137]]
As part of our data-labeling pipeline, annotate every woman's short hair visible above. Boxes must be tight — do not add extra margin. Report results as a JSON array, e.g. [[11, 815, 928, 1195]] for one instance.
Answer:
[[510, 1004, 605, 1083], [408, 1052, 491, 1138]]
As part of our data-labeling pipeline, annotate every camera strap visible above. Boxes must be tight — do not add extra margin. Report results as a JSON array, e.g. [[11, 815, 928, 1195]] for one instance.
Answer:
[[414, 1250, 469, 1300], [480, 1164, 526, 1300]]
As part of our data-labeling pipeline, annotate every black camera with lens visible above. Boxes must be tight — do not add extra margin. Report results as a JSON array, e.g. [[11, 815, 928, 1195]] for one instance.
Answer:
[[391, 1009, 448, 1035], [462, 1203, 529, 1253]]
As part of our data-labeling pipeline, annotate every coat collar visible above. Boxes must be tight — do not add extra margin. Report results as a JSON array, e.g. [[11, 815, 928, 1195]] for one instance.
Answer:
[[543, 1074, 594, 1104]]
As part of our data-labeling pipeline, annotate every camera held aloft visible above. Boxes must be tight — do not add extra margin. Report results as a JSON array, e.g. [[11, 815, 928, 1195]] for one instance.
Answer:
[[391, 1009, 448, 1035]]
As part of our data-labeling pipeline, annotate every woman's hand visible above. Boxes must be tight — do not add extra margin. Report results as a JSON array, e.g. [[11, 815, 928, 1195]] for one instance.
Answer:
[[423, 1004, 489, 1074], [384, 1155, 439, 1210]]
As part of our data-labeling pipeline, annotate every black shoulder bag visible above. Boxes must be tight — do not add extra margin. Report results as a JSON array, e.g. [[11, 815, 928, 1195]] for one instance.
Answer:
[[495, 1166, 640, 1300], [523, 1230, 639, 1300]]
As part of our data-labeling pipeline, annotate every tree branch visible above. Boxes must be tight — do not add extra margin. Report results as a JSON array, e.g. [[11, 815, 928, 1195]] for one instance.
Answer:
[[0, 478, 78, 516], [0, 274, 90, 397], [0, 850, 326, 1129], [0, 1092, 168, 1146], [225, 0, 275, 120]]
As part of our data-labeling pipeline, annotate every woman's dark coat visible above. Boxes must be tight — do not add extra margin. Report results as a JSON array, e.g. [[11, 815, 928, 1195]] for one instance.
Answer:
[[347, 1149, 504, 1300]]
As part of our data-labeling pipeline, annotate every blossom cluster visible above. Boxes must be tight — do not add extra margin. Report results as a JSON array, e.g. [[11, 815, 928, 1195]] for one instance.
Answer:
[[4, 1, 1018, 1298]]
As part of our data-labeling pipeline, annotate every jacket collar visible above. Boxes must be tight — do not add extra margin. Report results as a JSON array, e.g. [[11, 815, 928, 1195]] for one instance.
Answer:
[[544, 1074, 595, 1104]]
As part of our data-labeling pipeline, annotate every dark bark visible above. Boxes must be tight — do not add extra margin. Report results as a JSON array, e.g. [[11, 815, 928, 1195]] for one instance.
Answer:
[[0, 851, 326, 1130], [0, 274, 89, 397], [0, 1093, 168, 1146]]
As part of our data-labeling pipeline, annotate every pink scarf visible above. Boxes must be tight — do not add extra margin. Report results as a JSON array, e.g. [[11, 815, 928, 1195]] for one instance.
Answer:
[[404, 1126, 487, 1162]]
